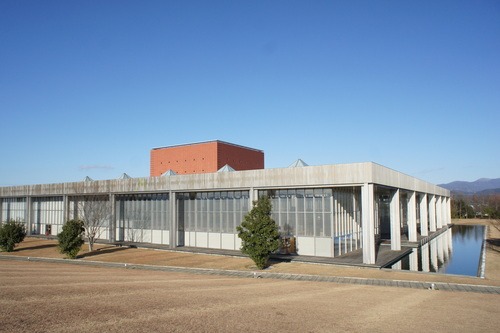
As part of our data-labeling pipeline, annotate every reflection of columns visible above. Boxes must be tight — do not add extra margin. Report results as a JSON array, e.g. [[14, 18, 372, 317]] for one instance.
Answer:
[[421, 243, 430, 272], [429, 195, 436, 232], [419, 193, 428, 236], [448, 226, 453, 253], [430, 238, 438, 271], [437, 235, 444, 266], [390, 189, 401, 250], [408, 191, 417, 242], [361, 183, 376, 264], [436, 196, 443, 229], [409, 249, 419, 271], [444, 229, 451, 262]]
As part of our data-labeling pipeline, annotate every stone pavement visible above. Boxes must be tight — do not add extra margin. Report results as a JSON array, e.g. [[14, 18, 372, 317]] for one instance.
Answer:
[[2, 254, 499, 295]]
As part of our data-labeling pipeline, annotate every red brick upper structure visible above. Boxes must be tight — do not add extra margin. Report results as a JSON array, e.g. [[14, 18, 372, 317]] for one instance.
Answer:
[[150, 140, 264, 176]]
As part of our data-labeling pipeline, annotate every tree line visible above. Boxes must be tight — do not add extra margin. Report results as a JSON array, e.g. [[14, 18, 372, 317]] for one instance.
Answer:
[[451, 193, 500, 219]]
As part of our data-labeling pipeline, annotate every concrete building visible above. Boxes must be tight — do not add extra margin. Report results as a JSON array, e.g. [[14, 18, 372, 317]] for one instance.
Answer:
[[0, 161, 450, 265], [150, 140, 264, 176]]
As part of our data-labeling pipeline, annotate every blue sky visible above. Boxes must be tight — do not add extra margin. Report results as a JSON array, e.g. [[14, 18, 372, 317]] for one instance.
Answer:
[[1, 1, 499, 186]]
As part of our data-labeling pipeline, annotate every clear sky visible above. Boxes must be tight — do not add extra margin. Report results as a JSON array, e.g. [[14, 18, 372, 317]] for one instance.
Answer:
[[1, 1, 499, 186]]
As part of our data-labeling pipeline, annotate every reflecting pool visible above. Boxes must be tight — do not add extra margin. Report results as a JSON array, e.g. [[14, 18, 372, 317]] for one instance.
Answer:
[[389, 225, 486, 277]]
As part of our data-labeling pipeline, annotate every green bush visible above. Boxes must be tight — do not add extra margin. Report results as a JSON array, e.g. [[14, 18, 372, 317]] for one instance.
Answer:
[[237, 196, 280, 269], [58, 219, 85, 259], [0, 220, 27, 252]]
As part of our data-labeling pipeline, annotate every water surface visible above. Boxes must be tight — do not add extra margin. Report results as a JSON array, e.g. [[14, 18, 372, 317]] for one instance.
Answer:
[[390, 225, 485, 277]]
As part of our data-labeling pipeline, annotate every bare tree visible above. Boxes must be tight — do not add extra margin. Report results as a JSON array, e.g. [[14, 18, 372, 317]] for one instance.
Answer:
[[72, 195, 111, 251]]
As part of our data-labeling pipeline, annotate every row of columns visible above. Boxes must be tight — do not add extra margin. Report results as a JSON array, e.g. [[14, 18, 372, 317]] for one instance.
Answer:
[[362, 183, 451, 265]]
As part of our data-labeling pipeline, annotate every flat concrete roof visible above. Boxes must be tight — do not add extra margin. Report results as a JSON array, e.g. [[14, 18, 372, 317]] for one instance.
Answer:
[[150, 140, 264, 153]]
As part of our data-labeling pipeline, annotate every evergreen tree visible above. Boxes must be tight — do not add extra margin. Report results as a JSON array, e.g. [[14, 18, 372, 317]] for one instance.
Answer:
[[0, 220, 26, 252], [58, 219, 85, 259], [237, 196, 280, 269]]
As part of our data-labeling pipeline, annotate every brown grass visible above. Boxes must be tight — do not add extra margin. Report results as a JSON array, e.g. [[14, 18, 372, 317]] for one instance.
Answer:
[[0, 218, 499, 332], [1, 260, 499, 333]]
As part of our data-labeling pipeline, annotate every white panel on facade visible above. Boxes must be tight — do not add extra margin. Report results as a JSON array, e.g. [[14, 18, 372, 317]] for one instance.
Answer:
[[296, 237, 315, 256], [235, 236, 242, 250], [315, 237, 332, 257], [221, 233, 235, 250], [187, 231, 196, 247], [208, 233, 221, 249], [99, 227, 108, 240], [196, 232, 208, 248], [152, 230, 162, 244], [142, 229, 152, 243], [162, 231, 170, 245]]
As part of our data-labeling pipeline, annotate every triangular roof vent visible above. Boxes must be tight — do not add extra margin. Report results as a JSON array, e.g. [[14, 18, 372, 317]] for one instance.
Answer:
[[217, 164, 235, 173], [161, 169, 177, 176], [83, 176, 93, 182], [118, 173, 132, 179], [288, 159, 309, 168]]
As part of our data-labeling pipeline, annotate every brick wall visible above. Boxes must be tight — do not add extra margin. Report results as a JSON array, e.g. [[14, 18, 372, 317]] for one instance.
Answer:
[[150, 141, 264, 176]]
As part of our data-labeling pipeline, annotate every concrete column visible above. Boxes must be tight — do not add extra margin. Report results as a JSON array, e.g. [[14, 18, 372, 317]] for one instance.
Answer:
[[419, 193, 429, 236], [361, 183, 376, 265], [109, 194, 115, 243], [407, 191, 417, 242], [429, 195, 436, 232], [390, 189, 401, 251], [63, 195, 69, 223], [446, 197, 451, 225], [436, 196, 443, 229], [442, 196, 447, 226], [25, 196, 32, 236], [169, 191, 175, 248], [409, 250, 419, 271], [249, 187, 256, 208]]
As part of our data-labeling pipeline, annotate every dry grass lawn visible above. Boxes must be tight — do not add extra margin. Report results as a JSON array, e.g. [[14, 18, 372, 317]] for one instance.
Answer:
[[1, 260, 499, 333], [1, 218, 499, 332]]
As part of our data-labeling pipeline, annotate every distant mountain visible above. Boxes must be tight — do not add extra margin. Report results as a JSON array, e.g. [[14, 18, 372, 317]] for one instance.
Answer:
[[439, 178, 500, 194]]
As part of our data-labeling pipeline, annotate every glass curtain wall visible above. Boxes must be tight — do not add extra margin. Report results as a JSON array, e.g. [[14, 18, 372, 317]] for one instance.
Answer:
[[1, 197, 26, 223], [176, 191, 249, 234], [115, 193, 169, 243], [31, 197, 64, 235], [400, 192, 409, 239], [259, 187, 362, 257], [69, 195, 111, 240], [332, 188, 362, 256]]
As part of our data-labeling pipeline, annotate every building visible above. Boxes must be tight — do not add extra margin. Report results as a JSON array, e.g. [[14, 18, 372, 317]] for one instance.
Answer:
[[150, 140, 264, 176], [0, 159, 450, 265]]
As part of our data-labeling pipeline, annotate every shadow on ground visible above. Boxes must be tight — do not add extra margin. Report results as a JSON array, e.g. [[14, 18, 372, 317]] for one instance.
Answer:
[[487, 238, 500, 253], [15, 244, 57, 251], [77, 246, 130, 259]]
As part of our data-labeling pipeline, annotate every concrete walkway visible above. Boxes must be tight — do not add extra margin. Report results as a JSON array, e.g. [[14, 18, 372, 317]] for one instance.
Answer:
[[2, 254, 499, 295], [112, 241, 412, 268]]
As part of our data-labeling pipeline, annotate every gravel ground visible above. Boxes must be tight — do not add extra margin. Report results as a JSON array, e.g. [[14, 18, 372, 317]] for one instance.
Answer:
[[1, 260, 499, 333], [0, 219, 499, 332]]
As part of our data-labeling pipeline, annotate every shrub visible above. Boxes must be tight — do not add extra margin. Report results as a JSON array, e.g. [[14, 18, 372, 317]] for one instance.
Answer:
[[0, 220, 27, 252], [237, 196, 280, 269], [58, 219, 85, 259]]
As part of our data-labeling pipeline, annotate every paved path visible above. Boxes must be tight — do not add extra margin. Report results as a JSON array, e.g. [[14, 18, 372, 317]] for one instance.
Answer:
[[2, 254, 499, 295]]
